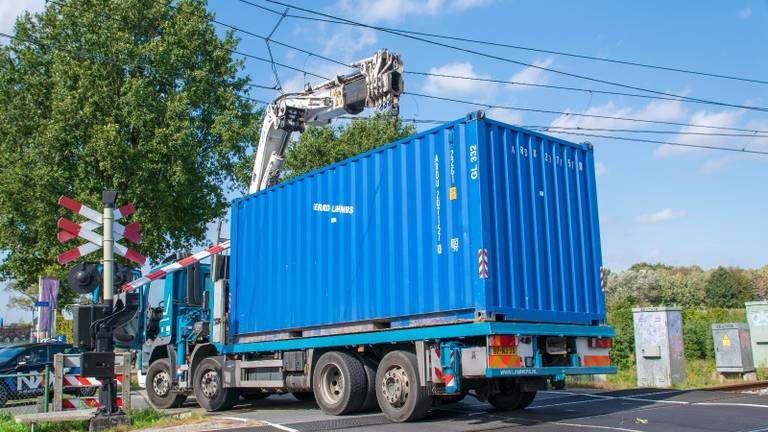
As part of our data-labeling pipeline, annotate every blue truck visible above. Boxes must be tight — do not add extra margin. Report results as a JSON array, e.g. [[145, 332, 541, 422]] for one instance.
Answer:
[[121, 112, 615, 422]]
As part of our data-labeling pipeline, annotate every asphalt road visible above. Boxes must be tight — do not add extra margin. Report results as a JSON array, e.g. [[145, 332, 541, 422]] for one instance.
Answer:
[[206, 387, 768, 432]]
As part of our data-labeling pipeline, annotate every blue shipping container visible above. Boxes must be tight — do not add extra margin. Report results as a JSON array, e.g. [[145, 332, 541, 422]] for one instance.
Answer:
[[229, 112, 605, 340]]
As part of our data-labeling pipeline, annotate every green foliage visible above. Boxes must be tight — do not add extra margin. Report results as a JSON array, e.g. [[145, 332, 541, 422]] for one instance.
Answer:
[[607, 307, 634, 369], [705, 267, 754, 308], [0, 0, 260, 302], [605, 264, 760, 309], [282, 112, 415, 179]]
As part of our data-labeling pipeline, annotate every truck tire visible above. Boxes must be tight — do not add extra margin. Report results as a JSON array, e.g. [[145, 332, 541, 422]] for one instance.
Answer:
[[194, 358, 239, 411], [358, 355, 379, 412], [312, 351, 366, 415], [375, 350, 432, 422], [146, 359, 188, 409], [488, 381, 527, 410], [517, 390, 537, 409]]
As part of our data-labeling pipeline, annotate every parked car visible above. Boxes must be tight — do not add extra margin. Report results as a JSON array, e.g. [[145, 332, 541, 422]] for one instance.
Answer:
[[0, 341, 95, 407]]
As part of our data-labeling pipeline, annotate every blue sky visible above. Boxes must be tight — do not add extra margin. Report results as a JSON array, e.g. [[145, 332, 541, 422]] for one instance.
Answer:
[[1, 1, 767, 322]]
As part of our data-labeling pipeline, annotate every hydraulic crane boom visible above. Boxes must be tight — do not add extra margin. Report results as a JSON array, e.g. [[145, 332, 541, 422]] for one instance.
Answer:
[[249, 49, 404, 193]]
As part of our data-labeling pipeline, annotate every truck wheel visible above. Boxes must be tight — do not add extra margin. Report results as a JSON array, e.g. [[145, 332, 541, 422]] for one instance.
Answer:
[[194, 358, 239, 411], [358, 355, 379, 412], [375, 350, 432, 422], [517, 390, 537, 409], [312, 351, 366, 415], [488, 381, 524, 410], [146, 359, 188, 409]]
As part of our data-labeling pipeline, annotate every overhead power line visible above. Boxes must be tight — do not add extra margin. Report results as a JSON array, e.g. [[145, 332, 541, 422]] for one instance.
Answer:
[[523, 126, 768, 138], [252, 0, 768, 113], [538, 130, 768, 155], [141, 0, 768, 114], [343, 116, 768, 156], [406, 92, 768, 134], [8, 2, 768, 136], [403, 71, 768, 111], [250, 5, 768, 86]]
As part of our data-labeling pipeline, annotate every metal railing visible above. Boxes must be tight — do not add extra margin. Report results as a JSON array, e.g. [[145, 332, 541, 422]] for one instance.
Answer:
[[0, 367, 51, 415]]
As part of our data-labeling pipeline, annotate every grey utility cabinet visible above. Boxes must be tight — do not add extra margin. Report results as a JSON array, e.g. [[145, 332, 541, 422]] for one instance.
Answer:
[[633, 307, 685, 387], [712, 323, 754, 373], [745, 301, 768, 368]]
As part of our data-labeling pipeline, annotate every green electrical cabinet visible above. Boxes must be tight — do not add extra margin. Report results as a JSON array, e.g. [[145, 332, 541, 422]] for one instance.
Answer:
[[745, 301, 768, 368]]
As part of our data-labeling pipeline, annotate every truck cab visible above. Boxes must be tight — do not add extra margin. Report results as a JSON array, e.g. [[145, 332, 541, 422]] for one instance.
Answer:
[[134, 260, 212, 408]]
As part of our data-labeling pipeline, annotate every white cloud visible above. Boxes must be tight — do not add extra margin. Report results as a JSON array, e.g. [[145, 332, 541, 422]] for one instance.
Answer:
[[549, 97, 686, 131], [487, 108, 522, 125], [595, 160, 608, 176], [321, 27, 378, 57], [739, 7, 752, 18], [0, 0, 44, 34], [636, 209, 688, 224], [507, 58, 554, 90], [422, 62, 497, 101], [335, 0, 491, 24], [654, 109, 743, 158]]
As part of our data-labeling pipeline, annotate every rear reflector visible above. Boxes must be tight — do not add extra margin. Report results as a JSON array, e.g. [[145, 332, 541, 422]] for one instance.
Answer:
[[489, 335, 517, 347], [589, 337, 613, 348]]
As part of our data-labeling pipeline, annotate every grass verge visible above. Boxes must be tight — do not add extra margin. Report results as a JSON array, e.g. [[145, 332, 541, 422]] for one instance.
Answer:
[[0, 409, 204, 432]]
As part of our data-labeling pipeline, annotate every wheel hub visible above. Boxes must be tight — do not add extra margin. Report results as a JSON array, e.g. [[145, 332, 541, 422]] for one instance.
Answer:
[[319, 364, 344, 404], [152, 371, 170, 397], [201, 370, 219, 399], [381, 366, 409, 406]]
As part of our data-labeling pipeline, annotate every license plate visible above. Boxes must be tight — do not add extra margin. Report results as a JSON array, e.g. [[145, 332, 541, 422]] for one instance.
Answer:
[[490, 346, 517, 355]]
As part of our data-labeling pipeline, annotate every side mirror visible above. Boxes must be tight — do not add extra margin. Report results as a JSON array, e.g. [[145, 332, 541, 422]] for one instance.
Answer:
[[17, 355, 31, 366]]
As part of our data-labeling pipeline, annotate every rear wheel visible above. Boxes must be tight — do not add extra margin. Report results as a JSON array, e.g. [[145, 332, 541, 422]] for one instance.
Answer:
[[516, 390, 537, 409], [375, 351, 432, 422], [194, 358, 239, 411], [146, 359, 187, 409], [358, 355, 379, 412], [488, 381, 534, 410], [312, 351, 366, 415]]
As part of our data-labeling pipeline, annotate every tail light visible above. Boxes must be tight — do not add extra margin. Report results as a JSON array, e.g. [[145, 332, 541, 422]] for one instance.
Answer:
[[589, 337, 613, 349], [489, 335, 517, 346]]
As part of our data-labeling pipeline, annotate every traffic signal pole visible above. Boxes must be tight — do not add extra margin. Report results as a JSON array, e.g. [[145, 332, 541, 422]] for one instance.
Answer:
[[90, 191, 129, 430]]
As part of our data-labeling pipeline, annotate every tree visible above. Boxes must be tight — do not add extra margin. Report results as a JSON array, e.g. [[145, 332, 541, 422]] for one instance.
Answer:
[[282, 112, 415, 179], [704, 267, 754, 308], [0, 0, 260, 299]]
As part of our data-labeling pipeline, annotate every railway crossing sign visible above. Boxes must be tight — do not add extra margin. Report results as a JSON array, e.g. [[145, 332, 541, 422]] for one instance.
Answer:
[[56, 196, 146, 265]]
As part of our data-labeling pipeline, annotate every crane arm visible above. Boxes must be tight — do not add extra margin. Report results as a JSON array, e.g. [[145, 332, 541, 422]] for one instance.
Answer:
[[249, 49, 404, 193]]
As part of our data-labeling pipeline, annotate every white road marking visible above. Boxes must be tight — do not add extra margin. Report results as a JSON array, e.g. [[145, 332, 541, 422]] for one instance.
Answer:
[[220, 416, 249, 423], [551, 421, 645, 432], [695, 402, 768, 409], [262, 421, 299, 432]]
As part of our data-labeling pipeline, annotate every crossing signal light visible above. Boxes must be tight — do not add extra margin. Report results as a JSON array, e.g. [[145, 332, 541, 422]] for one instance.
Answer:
[[68, 262, 100, 294], [68, 262, 137, 294]]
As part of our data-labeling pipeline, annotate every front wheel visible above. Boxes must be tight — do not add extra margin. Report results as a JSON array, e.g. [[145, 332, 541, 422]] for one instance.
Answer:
[[146, 359, 187, 409], [375, 351, 432, 422], [194, 358, 239, 411]]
